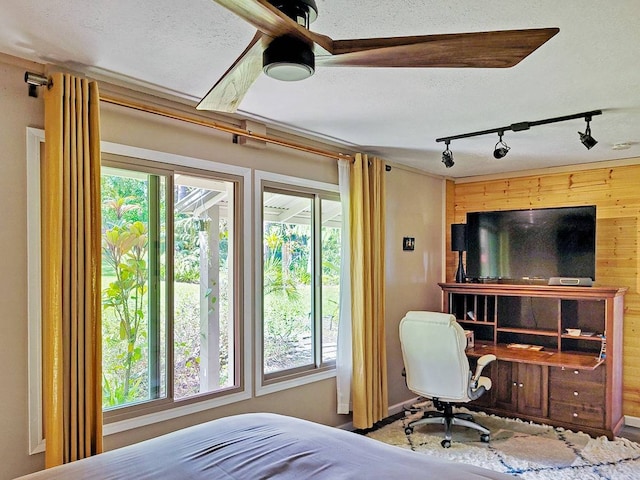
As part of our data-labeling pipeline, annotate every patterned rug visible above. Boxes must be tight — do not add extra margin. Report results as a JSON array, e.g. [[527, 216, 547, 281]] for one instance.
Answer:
[[363, 402, 640, 479]]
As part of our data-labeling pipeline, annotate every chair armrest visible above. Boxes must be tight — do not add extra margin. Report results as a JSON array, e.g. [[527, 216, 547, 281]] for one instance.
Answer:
[[471, 354, 496, 386], [477, 354, 496, 369]]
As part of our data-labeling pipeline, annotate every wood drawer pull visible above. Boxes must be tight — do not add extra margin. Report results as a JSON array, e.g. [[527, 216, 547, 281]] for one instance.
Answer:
[[574, 391, 579, 396], [573, 412, 579, 418]]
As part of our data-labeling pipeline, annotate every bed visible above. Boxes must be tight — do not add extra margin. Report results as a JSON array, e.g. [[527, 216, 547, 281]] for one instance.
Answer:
[[16, 413, 512, 479]]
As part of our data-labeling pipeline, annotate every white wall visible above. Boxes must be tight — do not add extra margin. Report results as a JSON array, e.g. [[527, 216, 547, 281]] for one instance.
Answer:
[[0, 56, 47, 479], [384, 166, 444, 407]]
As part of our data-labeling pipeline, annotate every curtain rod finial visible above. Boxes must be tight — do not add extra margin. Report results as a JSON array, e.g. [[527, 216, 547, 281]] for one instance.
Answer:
[[24, 71, 51, 98]]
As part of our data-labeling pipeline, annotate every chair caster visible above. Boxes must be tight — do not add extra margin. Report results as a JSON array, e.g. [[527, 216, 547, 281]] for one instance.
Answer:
[[480, 434, 490, 443], [404, 426, 414, 435], [441, 439, 451, 448]]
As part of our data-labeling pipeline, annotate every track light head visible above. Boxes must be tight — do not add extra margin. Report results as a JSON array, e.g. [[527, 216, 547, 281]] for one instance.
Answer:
[[442, 141, 454, 168], [493, 132, 511, 159], [579, 131, 597, 149], [579, 117, 598, 149], [493, 146, 509, 159]]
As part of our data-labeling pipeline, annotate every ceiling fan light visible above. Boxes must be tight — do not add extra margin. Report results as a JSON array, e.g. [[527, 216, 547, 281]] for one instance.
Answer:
[[264, 62, 314, 81], [263, 36, 315, 81]]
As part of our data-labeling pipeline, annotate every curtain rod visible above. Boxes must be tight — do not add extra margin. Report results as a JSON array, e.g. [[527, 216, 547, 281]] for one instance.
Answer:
[[100, 95, 354, 161], [24, 71, 353, 162]]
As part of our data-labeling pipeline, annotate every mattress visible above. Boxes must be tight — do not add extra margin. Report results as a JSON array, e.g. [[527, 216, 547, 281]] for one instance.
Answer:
[[16, 413, 512, 479]]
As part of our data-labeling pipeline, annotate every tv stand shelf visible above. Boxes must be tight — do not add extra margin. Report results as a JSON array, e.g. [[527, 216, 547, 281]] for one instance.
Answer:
[[439, 282, 626, 439]]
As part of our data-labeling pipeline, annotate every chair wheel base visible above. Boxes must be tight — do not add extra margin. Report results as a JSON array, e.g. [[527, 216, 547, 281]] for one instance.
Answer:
[[480, 434, 490, 443], [441, 439, 451, 448]]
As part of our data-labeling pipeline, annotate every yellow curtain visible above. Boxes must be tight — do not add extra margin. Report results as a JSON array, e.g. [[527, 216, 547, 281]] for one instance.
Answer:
[[350, 153, 388, 429], [42, 72, 103, 467]]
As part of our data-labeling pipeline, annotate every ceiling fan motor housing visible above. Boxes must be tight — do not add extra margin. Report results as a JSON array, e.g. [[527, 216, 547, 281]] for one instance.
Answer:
[[268, 0, 318, 25], [263, 35, 315, 81]]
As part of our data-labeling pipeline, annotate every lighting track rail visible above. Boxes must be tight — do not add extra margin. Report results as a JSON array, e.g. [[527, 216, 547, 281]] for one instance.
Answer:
[[435, 110, 602, 168]]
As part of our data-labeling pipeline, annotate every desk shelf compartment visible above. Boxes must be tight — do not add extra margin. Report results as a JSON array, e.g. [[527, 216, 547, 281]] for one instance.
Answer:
[[448, 293, 496, 323], [561, 336, 604, 355], [561, 299, 604, 333], [498, 296, 559, 331], [496, 327, 558, 350]]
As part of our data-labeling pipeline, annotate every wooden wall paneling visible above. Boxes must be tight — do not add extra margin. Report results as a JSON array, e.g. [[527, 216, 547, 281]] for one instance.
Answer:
[[446, 179, 458, 282], [450, 161, 640, 417]]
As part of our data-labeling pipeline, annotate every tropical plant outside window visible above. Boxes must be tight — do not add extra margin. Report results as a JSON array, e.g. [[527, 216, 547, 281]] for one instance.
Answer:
[[101, 164, 238, 411], [262, 187, 341, 379]]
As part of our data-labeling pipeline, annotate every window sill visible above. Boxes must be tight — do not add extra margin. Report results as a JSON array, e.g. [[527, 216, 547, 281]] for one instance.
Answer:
[[103, 389, 252, 436], [256, 368, 336, 397]]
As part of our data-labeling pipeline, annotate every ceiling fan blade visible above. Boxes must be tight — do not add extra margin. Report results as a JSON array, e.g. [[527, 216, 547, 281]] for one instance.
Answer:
[[316, 28, 559, 68], [212, 0, 333, 53], [196, 32, 267, 112]]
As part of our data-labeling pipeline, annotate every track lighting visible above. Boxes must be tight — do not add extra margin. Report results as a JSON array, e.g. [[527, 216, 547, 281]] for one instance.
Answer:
[[442, 141, 454, 168], [579, 115, 598, 150], [493, 131, 510, 159], [435, 110, 602, 167]]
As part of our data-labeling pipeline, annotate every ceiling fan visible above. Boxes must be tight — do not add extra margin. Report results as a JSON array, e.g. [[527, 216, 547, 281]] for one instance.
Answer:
[[197, 0, 559, 113]]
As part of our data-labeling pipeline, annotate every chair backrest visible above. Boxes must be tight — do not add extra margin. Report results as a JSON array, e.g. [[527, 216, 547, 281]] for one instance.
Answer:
[[399, 311, 470, 401]]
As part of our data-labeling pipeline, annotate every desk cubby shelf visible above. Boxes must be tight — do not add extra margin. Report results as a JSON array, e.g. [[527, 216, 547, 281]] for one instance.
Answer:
[[439, 282, 626, 439], [497, 327, 557, 336]]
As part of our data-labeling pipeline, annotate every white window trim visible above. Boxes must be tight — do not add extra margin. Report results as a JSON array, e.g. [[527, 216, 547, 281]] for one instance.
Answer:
[[254, 170, 339, 397], [27, 128, 253, 453], [27, 127, 44, 454]]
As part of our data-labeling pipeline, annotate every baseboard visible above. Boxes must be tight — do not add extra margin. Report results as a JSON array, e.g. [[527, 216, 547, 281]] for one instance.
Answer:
[[337, 396, 420, 431], [625, 415, 640, 429], [389, 396, 421, 416]]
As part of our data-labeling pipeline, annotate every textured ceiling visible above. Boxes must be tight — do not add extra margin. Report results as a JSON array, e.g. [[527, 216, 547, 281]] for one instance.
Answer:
[[1, 1, 639, 178]]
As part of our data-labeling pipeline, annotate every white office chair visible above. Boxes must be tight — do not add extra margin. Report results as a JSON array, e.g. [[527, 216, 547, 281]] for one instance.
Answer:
[[399, 311, 496, 448]]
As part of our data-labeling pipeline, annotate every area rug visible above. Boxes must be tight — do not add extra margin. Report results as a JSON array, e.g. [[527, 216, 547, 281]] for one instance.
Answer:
[[363, 402, 640, 479]]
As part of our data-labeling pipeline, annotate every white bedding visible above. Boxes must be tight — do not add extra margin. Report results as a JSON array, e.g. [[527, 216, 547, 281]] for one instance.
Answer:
[[16, 413, 512, 479]]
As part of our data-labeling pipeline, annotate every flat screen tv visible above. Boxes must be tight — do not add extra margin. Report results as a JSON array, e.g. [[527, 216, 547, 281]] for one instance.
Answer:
[[465, 205, 596, 282]]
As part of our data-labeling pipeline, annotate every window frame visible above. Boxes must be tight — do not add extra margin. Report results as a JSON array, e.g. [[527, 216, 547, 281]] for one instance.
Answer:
[[254, 170, 340, 397], [27, 128, 253, 452]]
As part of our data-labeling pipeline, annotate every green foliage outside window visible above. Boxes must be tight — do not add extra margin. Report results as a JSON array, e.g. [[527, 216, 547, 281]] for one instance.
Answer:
[[102, 197, 149, 407]]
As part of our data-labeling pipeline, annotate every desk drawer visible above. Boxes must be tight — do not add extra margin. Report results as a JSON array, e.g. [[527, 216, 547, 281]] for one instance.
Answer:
[[549, 401, 605, 428], [549, 380, 604, 405], [549, 366, 604, 384]]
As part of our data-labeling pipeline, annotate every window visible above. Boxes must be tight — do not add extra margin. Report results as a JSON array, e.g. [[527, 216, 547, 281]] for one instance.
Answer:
[[172, 173, 237, 399], [29, 130, 252, 451], [101, 166, 169, 408], [259, 178, 341, 386], [102, 159, 243, 416]]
